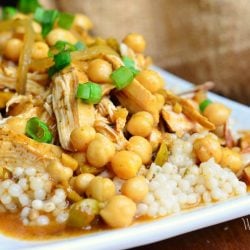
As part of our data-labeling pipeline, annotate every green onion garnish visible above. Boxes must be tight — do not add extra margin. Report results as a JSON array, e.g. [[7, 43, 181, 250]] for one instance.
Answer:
[[199, 99, 212, 112], [54, 51, 71, 71], [34, 7, 44, 22], [48, 51, 71, 77], [122, 56, 140, 76], [18, 0, 40, 14], [58, 12, 75, 30], [25, 117, 53, 143], [34, 7, 59, 37], [74, 41, 86, 51], [2, 7, 17, 20], [48, 40, 86, 58], [48, 66, 57, 77], [76, 82, 102, 104], [110, 66, 134, 90]]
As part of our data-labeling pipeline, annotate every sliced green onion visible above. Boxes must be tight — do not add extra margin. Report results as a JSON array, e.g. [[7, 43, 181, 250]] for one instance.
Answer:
[[54, 51, 71, 71], [48, 41, 85, 57], [34, 8, 59, 37], [48, 51, 71, 77], [42, 10, 59, 37], [34, 7, 44, 23], [58, 12, 75, 30], [2, 7, 17, 20], [25, 117, 53, 143], [122, 56, 140, 76], [76, 82, 102, 104], [74, 41, 86, 51], [199, 99, 212, 112], [18, 0, 40, 14], [110, 66, 134, 90], [48, 65, 57, 77]]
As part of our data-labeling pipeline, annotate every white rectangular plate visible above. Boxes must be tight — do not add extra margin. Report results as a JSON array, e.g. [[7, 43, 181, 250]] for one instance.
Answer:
[[0, 67, 249, 250]]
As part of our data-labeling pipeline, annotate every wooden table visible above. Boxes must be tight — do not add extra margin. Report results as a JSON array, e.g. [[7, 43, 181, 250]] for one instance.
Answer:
[[134, 216, 250, 250]]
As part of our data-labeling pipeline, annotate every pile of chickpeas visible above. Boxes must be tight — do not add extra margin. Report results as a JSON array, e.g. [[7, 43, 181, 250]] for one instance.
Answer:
[[193, 100, 243, 174]]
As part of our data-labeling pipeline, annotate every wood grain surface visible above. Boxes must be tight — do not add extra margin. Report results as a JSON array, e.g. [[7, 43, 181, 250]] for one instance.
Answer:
[[133, 216, 250, 250]]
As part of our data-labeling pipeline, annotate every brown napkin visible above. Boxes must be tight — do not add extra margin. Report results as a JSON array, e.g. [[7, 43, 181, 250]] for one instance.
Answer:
[[44, 0, 250, 104]]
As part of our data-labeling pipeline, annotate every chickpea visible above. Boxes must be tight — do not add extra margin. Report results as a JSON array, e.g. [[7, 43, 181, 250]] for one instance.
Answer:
[[31, 42, 49, 60], [86, 176, 116, 202], [193, 134, 222, 163], [70, 126, 96, 151], [73, 14, 93, 30], [6, 117, 27, 134], [0, 31, 12, 50], [127, 111, 154, 137], [100, 195, 136, 228], [87, 59, 112, 83], [121, 176, 149, 202], [4, 38, 23, 62], [136, 70, 164, 93], [47, 161, 73, 182], [111, 150, 142, 179], [220, 147, 243, 173], [123, 33, 146, 53], [46, 28, 77, 46], [87, 133, 115, 168], [127, 136, 152, 164], [203, 103, 231, 126], [73, 173, 95, 194]]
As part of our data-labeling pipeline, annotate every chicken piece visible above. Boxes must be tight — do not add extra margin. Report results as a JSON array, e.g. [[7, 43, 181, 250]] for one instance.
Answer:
[[104, 54, 124, 69], [101, 83, 115, 96], [113, 107, 128, 132], [52, 69, 79, 150], [78, 99, 95, 127], [95, 98, 128, 149], [6, 94, 43, 117], [0, 62, 48, 95], [94, 112, 128, 150], [0, 128, 62, 172], [52, 68, 96, 150], [0, 72, 46, 96], [162, 105, 194, 137], [161, 89, 215, 130], [224, 122, 235, 148], [94, 120, 127, 150], [239, 131, 250, 152], [117, 79, 162, 123], [243, 165, 250, 184], [96, 97, 116, 122], [96, 97, 129, 130], [0, 91, 14, 109], [4, 93, 58, 140], [104, 54, 161, 123]]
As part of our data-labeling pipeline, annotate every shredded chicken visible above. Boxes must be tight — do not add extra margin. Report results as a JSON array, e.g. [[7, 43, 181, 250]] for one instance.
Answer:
[[52, 68, 80, 151], [161, 89, 215, 130], [117, 79, 162, 123], [0, 128, 62, 172], [0, 61, 49, 96], [95, 100, 128, 150], [162, 105, 194, 137]]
